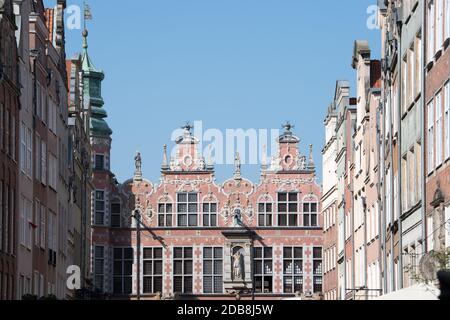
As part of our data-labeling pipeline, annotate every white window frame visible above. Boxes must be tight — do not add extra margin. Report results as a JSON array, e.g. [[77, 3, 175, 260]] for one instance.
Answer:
[[203, 247, 224, 294], [428, 1, 436, 62], [95, 190, 106, 226], [20, 123, 26, 173], [436, 91, 443, 166], [40, 205, 46, 249], [436, 0, 444, 48], [446, 0, 450, 41], [142, 247, 164, 295], [428, 101, 435, 173], [41, 140, 46, 185], [445, 82, 450, 160]]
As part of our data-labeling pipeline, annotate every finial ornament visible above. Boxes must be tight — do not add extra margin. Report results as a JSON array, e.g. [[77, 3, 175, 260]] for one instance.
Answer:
[[282, 121, 295, 133], [308, 144, 315, 169], [82, 29, 89, 49], [261, 144, 268, 171], [182, 122, 193, 133], [162, 144, 168, 168], [207, 144, 214, 166]]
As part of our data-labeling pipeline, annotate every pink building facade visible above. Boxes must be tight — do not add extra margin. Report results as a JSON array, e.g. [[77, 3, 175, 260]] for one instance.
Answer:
[[91, 120, 323, 299]]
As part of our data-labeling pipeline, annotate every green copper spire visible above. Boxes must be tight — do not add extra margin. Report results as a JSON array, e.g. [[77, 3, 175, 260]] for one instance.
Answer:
[[82, 29, 112, 137]]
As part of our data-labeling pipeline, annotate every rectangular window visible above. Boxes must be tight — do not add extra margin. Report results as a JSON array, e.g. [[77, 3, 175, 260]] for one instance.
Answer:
[[48, 154, 57, 190], [409, 45, 415, 104], [403, 54, 409, 114], [0, 103, 3, 150], [303, 202, 318, 227], [41, 140, 46, 185], [173, 247, 193, 294], [445, 82, 450, 160], [283, 247, 303, 294], [34, 200, 39, 247], [427, 216, 435, 252], [445, 206, 450, 248], [95, 154, 104, 170], [36, 84, 41, 119], [111, 202, 121, 228], [20, 195, 26, 246], [258, 202, 273, 227], [254, 247, 273, 293], [5, 110, 9, 155], [40, 205, 45, 249], [278, 193, 298, 227], [20, 123, 26, 172], [42, 92, 47, 125], [402, 155, 408, 210], [446, 0, 450, 40], [428, 101, 435, 173], [177, 193, 197, 227], [415, 35, 422, 98], [313, 247, 323, 293], [95, 191, 105, 226], [26, 198, 32, 249], [26, 128, 32, 177], [437, 0, 444, 48], [11, 115, 15, 161], [113, 248, 134, 295], [35, 135, 41, 181], [203, 202, 217, 227], [415, 143, 422, 205], [143, 248, 163, 294], [158, 203, 173, 227], [428, 1, 436, 62], [436, 91, 443, 166], [203, 247, 223, 294]]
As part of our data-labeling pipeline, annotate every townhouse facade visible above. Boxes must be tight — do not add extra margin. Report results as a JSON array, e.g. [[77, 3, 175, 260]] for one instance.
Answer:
[[90, 122, 323, 300], [334, 81, 357, 300], [66, 52, 93, 297], [323, 0, 449, 300], [5, 0, 93, 300], [425, 0, 450, 254], [0, 0, 20, 301], [322, 98, 338, 301]]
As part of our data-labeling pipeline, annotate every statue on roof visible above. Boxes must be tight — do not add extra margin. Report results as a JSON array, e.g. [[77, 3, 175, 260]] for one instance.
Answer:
[[234, 152, 242, 179]]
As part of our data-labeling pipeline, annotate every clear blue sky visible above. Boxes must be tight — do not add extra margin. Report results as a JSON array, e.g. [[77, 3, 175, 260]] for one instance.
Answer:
[[46, 0, 380, 185]]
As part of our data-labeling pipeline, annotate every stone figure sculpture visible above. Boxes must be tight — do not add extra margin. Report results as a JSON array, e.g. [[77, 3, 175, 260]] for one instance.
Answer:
[[135, 152, 142, 172], [233, 250, 244, 280]]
